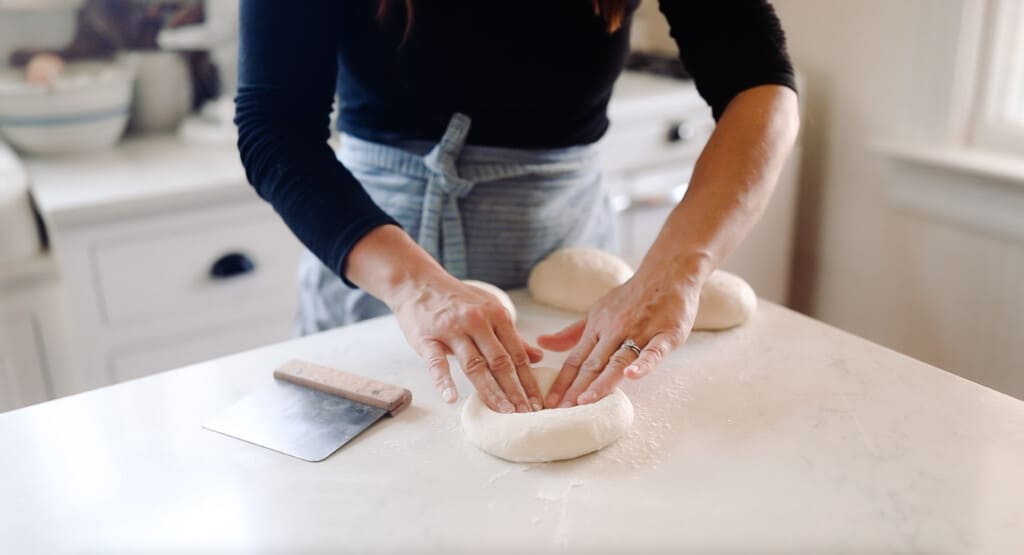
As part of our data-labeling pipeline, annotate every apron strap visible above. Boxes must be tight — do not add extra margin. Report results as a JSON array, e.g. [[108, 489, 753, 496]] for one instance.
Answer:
[[420, 113, 475, 278]]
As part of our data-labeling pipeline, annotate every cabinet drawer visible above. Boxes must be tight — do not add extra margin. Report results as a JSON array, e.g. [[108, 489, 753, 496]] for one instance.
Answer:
[[91, 215, 302, 328], [108, 313, 293, 382], [599, 112, 714, 175]]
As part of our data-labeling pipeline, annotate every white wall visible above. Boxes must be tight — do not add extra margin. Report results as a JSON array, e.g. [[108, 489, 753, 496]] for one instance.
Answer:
[[770, 0, 1024, 399], [635, 0, 1024, 399]]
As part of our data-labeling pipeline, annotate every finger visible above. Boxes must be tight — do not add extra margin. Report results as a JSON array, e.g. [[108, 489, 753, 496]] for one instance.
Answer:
[[577, 340, 638, 405], [559, 336, 621, 408], [525, 342, 544, 364], [474, 325, 531, 413], [450, 336, 515, 413], [494, 322, 544, 411], [537, 319, 586, 352], [418, 339, 458, 403], [624, 333, 675, 379], [544, 330, 598, 408]]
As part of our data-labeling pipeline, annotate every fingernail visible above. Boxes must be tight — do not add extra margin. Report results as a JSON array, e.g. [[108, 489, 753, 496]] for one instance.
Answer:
[[557, 400, 574, 409], [578, 392, 597, 404], [546, 393, 560, 408], [498, 401, 515, 414], [442, 387, 456, 403], [530, 399, 543, 412]]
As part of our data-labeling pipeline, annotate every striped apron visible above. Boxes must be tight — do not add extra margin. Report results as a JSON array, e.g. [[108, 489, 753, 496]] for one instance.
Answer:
[[295, 113, 616, 335]]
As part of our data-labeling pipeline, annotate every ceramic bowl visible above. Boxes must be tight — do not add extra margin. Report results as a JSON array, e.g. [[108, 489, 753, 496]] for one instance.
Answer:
[[0, 61, 134, 156]]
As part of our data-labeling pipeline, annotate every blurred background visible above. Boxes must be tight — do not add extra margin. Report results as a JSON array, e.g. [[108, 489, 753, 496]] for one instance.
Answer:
[[0, 0, 1021, 413]]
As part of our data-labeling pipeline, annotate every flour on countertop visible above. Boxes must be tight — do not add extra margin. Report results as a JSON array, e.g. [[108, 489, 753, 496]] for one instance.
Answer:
[[591, 373, 691, 471], [532, 480, 581, 548], [485, 467, 514, 485]]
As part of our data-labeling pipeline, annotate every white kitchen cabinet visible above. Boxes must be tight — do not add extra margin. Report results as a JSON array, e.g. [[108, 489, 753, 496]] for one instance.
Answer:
[[0, 256, 72, 412], [86, 207, 302, 331], [0, 318, 48, 411], [28, 136, 305, 397], [51, 202, 302, 394]]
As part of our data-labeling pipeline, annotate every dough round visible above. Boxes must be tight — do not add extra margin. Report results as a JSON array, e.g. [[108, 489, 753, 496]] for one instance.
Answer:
[[527, 247, 633, 312], [693, 270, 757, 330], [461, 367, 634, 463], [463, 280, 516, 322], [525, 247, 756, 330]]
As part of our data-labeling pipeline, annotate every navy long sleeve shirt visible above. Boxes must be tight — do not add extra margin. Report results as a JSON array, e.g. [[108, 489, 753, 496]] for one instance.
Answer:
[[235, 0, 795, 280]]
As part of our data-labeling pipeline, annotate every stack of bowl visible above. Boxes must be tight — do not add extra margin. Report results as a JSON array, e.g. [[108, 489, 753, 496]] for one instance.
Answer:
[[0, 61, 135, 156]]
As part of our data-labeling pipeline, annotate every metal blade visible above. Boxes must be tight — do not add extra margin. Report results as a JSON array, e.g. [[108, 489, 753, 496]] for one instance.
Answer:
[[204, 380, 388, 462]]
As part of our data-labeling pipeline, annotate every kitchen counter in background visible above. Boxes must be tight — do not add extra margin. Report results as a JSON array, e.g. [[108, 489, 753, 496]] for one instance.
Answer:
[[2, 293, 1022, 553], [27, 133, 251, 227]]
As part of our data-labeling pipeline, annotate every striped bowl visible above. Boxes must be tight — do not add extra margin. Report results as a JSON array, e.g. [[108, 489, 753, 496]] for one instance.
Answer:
[[0, 62, 135, 156]]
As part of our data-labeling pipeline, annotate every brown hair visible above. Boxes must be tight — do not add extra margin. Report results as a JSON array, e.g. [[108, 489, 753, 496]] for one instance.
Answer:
[[377, 0, 627, 45]]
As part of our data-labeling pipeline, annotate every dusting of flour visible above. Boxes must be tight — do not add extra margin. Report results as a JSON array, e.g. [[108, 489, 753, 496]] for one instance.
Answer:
[[590, 373, 692, 471]]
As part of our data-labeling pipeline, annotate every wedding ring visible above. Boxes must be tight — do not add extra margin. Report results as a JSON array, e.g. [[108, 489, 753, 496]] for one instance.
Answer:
[[619, 339, 641, 357]]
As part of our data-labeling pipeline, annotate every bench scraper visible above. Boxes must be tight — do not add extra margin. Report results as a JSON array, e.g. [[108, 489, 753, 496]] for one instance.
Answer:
[[204, 359, 412, 462]]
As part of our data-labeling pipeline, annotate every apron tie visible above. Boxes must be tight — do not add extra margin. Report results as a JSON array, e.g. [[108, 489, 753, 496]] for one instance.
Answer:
[[420, 113, 475, 278]]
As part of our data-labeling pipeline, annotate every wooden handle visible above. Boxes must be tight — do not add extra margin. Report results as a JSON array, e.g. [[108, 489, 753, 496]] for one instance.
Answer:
[[273, 359, 412, 416]]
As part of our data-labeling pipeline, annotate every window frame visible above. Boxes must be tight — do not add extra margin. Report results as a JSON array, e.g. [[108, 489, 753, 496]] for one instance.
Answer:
[[970, 0, 1024, 154]]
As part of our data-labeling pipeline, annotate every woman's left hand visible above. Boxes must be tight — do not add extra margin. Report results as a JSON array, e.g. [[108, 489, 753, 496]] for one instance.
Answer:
[[537, 266, 702, 408]]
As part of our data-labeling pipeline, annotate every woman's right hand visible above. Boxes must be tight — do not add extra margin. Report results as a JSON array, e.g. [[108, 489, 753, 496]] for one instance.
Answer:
[[390, 275, 545, 413], [345, 225, 543, 413]]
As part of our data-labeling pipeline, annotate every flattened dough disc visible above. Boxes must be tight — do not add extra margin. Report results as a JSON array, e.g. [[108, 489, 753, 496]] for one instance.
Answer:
[[461, 367, 634, 463]]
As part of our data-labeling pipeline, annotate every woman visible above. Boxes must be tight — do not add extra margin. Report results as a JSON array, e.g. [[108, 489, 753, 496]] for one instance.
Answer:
[[235, 1, 799, 415]]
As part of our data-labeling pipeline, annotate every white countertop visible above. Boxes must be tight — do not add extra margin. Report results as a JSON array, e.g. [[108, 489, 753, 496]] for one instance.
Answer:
[[26, 133, 250, 228], [2, 292, 1022, 553]]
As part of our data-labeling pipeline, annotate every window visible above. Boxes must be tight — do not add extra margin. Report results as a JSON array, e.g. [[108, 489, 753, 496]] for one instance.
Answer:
[[973, 0, 1024, 154]]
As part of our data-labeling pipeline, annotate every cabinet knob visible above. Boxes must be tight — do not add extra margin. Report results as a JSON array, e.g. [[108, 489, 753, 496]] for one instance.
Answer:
[[667, 121, 696, 143], [210, 252, 256, 280]]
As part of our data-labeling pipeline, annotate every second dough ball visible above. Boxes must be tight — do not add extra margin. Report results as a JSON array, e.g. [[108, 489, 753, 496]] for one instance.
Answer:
[[527, 247, 634, 312], [693, 270, 757, 331]]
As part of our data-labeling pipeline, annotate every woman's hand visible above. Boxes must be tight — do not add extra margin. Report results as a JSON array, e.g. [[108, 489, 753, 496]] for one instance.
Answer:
[[537, 86, 799, 408], [538, 264, 701, 408], [390, 275, 545, 413], [345, 225, 544, 413]]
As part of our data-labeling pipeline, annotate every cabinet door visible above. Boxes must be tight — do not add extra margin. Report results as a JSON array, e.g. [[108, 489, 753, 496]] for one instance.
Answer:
[[107, 312, 293, 382], [90, 215, 301, 329], [0, 317, 50, 413]]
